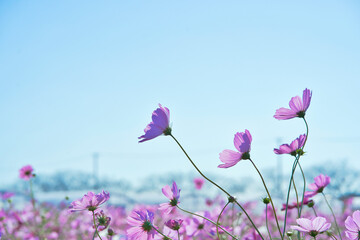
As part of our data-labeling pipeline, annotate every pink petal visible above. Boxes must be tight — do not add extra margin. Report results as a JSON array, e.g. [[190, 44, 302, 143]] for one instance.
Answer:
[[296, 218, 312, 231], [302, 88, 312, 111], [138, 123, 164, 143], [308, 183, 318, 191], [289, 96, 303, 112], [345, 216, 358, 232], [233, 132, 243, 152], [239, 130, 252, 153], [318, 223, 331, 233], [345, 231, 359, 240], [218, 150, 241, 168], [274, 108, 297, 120], [311, 217, 326, 231], [352, 210, 360, 229], [291, 225, 309, 233], [151, 105, 169, 130], [162, 185, 173, 200]]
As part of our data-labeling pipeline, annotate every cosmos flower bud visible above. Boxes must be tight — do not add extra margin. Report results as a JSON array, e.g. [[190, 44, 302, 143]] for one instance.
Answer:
[[165, 219, 183, 231], [262, 197, 270, 205], [228, 196, 236, 203], [307, 200, 315, 208]]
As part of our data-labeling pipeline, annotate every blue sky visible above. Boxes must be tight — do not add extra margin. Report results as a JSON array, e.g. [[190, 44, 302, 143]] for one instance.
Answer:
[[0, 1, 359, 186]]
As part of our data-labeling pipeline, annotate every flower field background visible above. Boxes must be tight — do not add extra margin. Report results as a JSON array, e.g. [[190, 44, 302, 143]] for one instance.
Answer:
[[1, 89, 360, 240]]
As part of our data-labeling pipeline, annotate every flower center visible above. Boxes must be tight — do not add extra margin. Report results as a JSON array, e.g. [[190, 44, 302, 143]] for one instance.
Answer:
[[25, 171, 31, 176], [198, 224, 204, 230], [88, 206, 97, 211], [317, 187, 324, 193], [241, 152, 250, 160], [98, 216, 107, 225], [170, 199, 178, 206], [297, 111, 305, 118], [309, 230, 318, 237], [163, 127, 172, 136], [142, 221, 152, 232]]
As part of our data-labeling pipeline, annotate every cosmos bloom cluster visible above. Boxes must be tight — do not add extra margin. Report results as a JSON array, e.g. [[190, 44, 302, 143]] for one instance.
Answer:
[[2, 89, 358, 240], [132, 88, 357, 240]]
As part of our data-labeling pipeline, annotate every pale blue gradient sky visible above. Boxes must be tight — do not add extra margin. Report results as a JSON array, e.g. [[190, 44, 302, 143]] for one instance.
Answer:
[[0, 1, 359, 185]]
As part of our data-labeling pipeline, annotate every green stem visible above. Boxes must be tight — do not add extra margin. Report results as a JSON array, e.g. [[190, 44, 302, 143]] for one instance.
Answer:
[[292, 178, 300, 216], [329, 232, 339, 240], [249, 159, 283, 239], [312, 207, 318, 217], [265, 205, 273, 240], [29, 179, 35, 210], [170, 134, 263, 240], [283, 117, 309, 237], [177, 230, 180, 240], [92, 211, 103, 240], [322, 193, 342, 240], [177, 205, 239, 240], [283, 157, 299, 237], [153, 226, 173, 240], [231, 203, 235, 235], [216, 201, 230, 239], [298, 162, 306, 217]]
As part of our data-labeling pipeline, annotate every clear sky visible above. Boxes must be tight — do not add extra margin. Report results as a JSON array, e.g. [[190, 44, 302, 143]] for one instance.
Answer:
[[0, 1, 359, 186]]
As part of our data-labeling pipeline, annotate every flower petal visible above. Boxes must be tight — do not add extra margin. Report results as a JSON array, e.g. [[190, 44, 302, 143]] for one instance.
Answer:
[[218, 150, 241, 168]]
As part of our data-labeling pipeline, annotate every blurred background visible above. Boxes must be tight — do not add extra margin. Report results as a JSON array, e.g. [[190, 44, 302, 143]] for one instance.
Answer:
[[0, 1, 359, 206]]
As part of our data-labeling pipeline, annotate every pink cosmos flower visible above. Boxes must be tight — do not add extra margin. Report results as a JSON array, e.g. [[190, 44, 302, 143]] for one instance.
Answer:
[[127, 210, 157, 240], [0, 192, 15, 200], [19, 165, 34, 181], [165, 219, 183, 231], [186, 212, 212, 237], [193, 178, 205, 190], [159, 182, 181, 215], [218, 130, 252, 168], [291, 217, 331, 237], [69, 191, 110, 212], [274, 134, 306, 156], [281, 197, 312, 211], [274, 88, 312, 120], [304, 174, 331, 198], [154, 227, 179, 240], [345, 210, 360, 240], [95, 210, 111, 231], [138, 104, 171, 143]]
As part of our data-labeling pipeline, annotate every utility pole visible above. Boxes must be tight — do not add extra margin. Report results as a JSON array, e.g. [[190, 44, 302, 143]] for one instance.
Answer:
[[93, 152, 99, 190]]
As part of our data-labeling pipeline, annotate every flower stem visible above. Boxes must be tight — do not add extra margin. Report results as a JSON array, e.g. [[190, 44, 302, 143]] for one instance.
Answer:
[[312, 206, 318, 217], [283, 156, 298, 237], [177, 205, 239, 240], [249, 159, 283, 239], [283, 117, 309, 237], [170, 134, 263, 240], [216, 201, 230, 239], [265, 205, 273, 240], [298, 162, 306, 217], [322, 193, 342, 240], [92, 211, 103, 240], [291, 178, 300, 216], [153, 226, 173, 240], [29, 179, 36, 210], [329, 232, 339, 240]]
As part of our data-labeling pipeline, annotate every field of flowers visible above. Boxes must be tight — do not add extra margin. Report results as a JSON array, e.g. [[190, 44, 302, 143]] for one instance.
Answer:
[[0, 88, 359, 240]]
